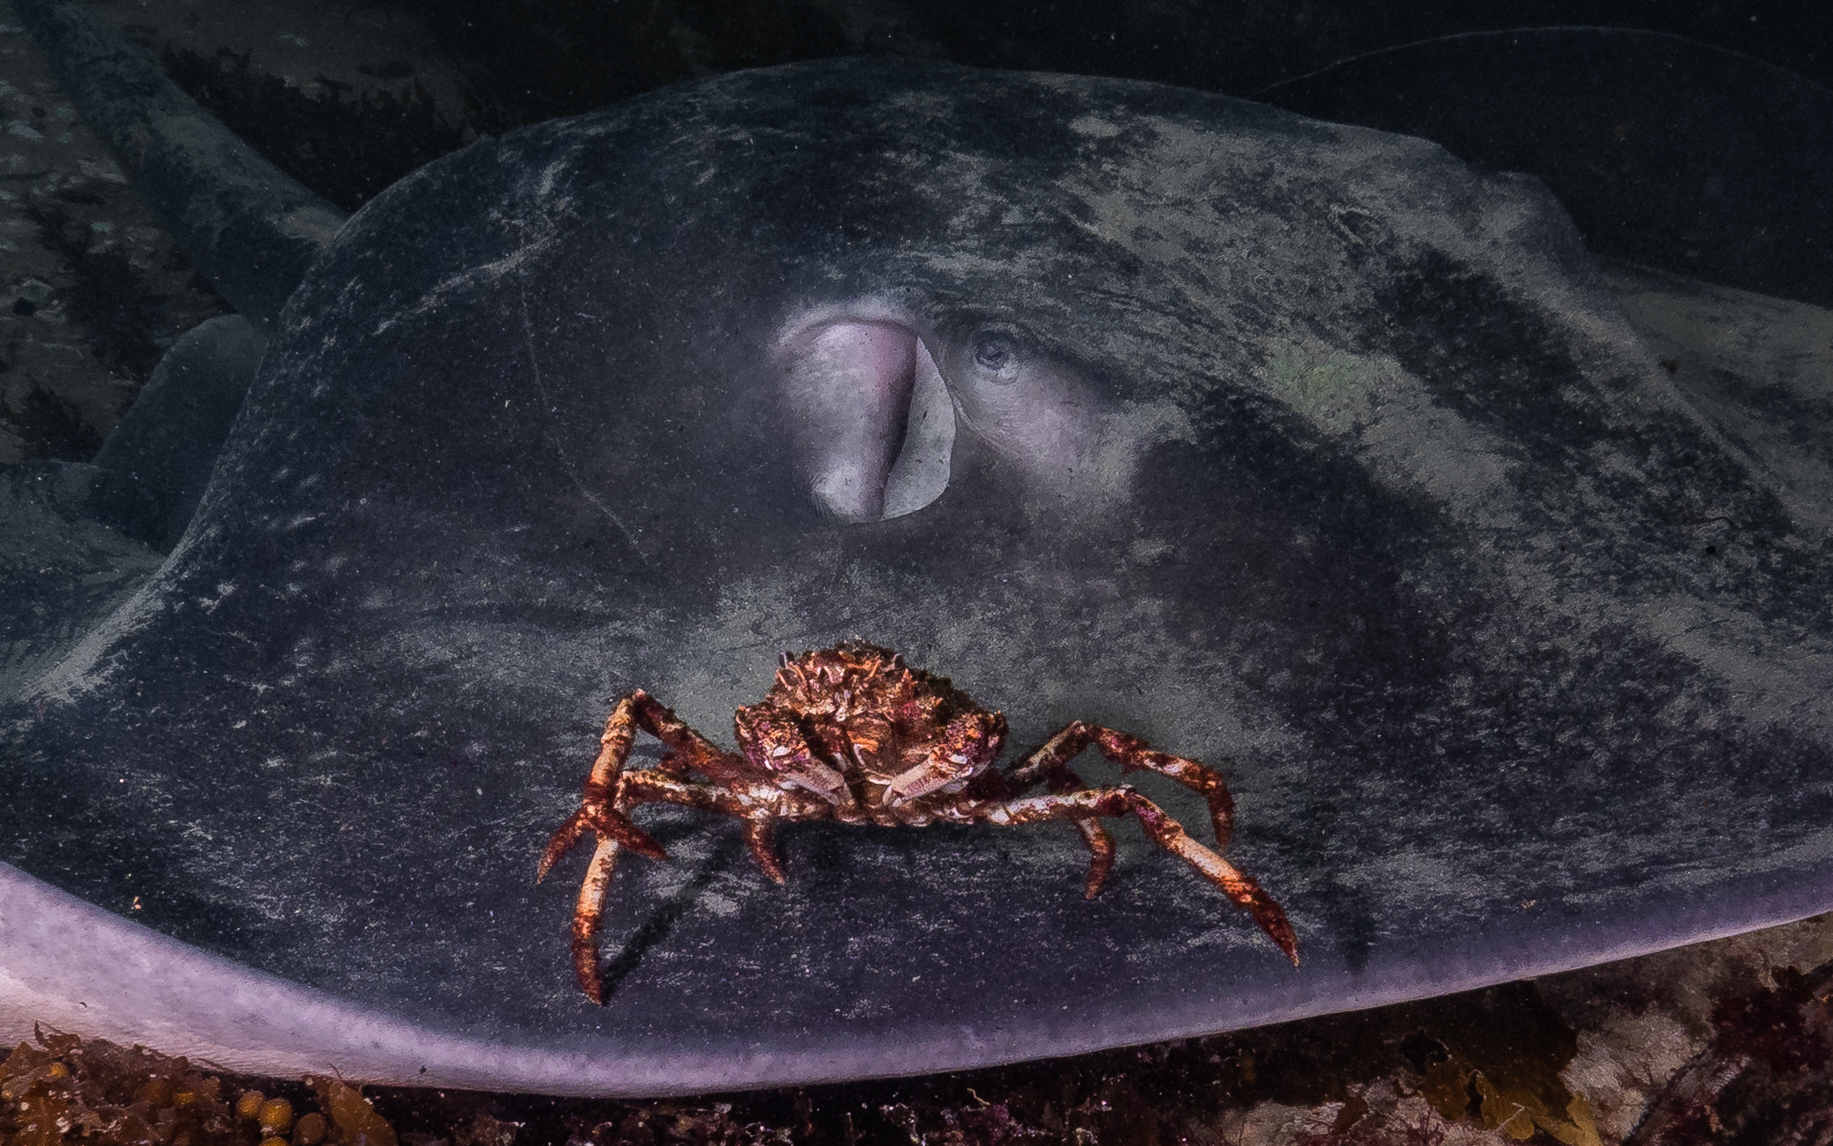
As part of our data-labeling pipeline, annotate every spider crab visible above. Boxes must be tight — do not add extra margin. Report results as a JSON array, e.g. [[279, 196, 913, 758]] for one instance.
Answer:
[[539, 641, 1298, 1002]]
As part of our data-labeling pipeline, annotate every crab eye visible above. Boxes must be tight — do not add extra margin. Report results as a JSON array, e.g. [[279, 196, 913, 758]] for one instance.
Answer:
[[970, 331, 1021, 382]]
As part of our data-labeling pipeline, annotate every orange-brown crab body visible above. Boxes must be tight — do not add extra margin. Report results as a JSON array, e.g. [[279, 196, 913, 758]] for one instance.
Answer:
[[540, 642, 1297, 1002], [736, 643, 1007, 823]]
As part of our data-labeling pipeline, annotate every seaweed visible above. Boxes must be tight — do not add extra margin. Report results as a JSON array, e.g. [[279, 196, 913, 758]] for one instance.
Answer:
[[8, 947, 1833, 1145], [1626, 962, 1833, 1145], [0, 1029, 407, 1146]]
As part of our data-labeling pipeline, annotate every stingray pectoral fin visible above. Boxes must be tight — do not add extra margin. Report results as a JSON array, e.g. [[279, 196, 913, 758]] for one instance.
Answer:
[[0, 861, 681, 1093], [775, 307, 956, 523]]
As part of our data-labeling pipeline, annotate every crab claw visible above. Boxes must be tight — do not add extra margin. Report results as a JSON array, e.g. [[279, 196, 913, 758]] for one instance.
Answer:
[[884, 709, 1007, 805], [736, 703, 852, 805]]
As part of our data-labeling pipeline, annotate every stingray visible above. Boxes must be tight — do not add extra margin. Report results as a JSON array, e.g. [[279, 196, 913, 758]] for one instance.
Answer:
[[4, 9, 1833, 1097]]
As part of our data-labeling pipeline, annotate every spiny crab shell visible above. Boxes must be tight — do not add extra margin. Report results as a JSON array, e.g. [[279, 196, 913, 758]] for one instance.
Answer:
[[734, 643, 1008, 821]]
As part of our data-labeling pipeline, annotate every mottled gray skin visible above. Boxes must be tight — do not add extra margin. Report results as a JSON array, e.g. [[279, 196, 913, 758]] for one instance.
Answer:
[[3, 58, 1831, 1091]]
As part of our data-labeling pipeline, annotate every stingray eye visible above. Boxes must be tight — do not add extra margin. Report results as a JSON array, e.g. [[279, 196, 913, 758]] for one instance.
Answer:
[[969, 330, 1022, 383]]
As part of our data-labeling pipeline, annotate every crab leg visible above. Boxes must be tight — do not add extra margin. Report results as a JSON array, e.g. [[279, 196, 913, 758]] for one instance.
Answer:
[[987, 787, 1298, 967], [1064, 820, 1118, 898], [539, 689, 761, 877], [568, 837, 624, 1003], [1008, 721, 1238, 853], [986, 736, 1119, 898], [540, 699, 657, 878], [611, 690, 746, 782], [743, 822, 787, 884], [538, 691, 677, 879], [539, 690, 758, 1002], [550, 768, 834, 1003], [616, 773, 839, 883]]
